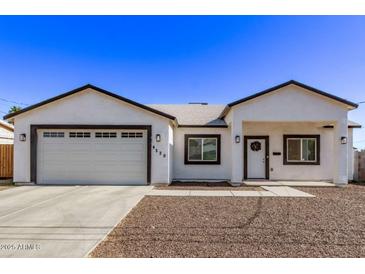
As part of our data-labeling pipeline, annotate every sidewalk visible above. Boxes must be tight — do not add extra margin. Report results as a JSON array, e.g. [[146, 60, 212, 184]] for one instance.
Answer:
[[147, 186, 315, 198]]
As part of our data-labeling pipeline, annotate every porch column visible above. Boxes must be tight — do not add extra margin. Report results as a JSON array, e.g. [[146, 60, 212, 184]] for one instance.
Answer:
[[231, 118, 243, 184], [333, 118, 348, 186]]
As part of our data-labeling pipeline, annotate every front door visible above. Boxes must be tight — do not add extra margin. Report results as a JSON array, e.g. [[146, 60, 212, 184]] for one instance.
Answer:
[[244, 136, 269, 179]]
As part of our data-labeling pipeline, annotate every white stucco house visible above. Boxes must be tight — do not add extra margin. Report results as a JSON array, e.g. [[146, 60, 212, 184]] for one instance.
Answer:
[[3, 80, 361, 186], [0, 120, 14, 144]]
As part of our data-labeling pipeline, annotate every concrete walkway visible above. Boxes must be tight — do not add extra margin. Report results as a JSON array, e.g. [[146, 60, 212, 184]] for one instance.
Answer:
[[0, 185, 152, 258], [261, 186, 315, 197], [147, 186, 314, 198], [243, 180, 334, 187]]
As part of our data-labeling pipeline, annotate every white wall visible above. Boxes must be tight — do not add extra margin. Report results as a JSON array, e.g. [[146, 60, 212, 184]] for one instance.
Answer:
[[353, 150, 359, 181], [168, 124, 174, 183], [0, 126, 13, 144], [244, 122, 334, 180], [225, 84, 352, 183], [244, 122, 355, 181], [12, 88, 173, 184], [348, 128, 354, 181], [173, 127, 231, 180], [227, 85, 349, 123], [172, 123, 355, 182]]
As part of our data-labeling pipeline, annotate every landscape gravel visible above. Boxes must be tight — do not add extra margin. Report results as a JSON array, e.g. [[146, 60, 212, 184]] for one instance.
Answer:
[[90, 184, 365, 257]]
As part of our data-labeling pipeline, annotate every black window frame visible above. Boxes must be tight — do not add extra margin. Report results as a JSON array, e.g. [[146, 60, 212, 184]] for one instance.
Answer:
[[283, 134, 320, 165], [184, 134, 221, 165]]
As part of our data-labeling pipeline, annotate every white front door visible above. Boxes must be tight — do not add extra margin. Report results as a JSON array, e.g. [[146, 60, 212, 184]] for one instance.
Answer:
[[247, 138, 267, 179]]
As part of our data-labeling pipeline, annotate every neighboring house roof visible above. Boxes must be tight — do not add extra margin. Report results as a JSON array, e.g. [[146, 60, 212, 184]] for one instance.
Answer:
[[0, 120, 14, 132], [3, 84, 176, 121], [148, 104, 227, 127], [227, 80, 359, 109], [0, 120, 14, 142]]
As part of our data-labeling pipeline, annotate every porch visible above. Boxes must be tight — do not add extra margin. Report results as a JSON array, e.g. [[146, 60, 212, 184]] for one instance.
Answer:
[[229, 121, 351, 186]]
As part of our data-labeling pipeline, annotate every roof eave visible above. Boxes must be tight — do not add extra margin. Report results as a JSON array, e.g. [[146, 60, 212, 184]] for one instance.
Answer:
[[3, 84, 176, 121], [0, 122, 14, 132], [218, 105, 231, 119], [178, 124, 228, 128], [227, 80, 359, 109]]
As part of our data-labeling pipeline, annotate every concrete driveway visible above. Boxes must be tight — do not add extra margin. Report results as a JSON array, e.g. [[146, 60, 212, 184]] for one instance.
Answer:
[[0, 185, 152, 258]]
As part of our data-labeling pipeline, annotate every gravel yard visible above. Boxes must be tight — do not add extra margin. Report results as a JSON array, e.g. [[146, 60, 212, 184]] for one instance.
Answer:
[[90, 184, 365, 258], [155, 181, 261, 191]]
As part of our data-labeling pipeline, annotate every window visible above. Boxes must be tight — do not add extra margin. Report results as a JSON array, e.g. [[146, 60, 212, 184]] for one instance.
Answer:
[[121, 132, 143, 138], [184, 134, 221, 164], [43, 132, 64, 138], [69, 132, 91, 138], [95, 132, 117, 138], [283, 135, 320, 165]]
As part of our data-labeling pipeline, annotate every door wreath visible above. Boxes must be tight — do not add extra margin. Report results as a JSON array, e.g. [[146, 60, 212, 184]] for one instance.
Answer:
[[250, 141, 261, 151]]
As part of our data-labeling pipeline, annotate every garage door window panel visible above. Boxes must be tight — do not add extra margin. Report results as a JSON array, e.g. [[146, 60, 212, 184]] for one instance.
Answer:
[[95, 132, 117, 138], [69, 132, 91, 138], [121, 132, 144, 138], [43, 132, 64, 138]]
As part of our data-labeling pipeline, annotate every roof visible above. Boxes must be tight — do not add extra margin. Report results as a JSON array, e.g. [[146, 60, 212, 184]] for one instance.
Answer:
[[3, 84, 176, 121], [227, 80, 359, 109], [0, 120, 14, 132], [148, 104, 227, 127], [2, 81, 360, 128]]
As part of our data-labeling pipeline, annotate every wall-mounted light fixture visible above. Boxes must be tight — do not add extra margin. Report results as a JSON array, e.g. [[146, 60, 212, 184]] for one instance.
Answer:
[[235, 135, 240, 143], [19, 133, 26, 142], [341, 136, 347, 144], [156, 134, 161, 142]]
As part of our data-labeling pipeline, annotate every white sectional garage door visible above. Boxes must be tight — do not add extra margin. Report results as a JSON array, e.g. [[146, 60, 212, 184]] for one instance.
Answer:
[[37, 129, 148, 185]]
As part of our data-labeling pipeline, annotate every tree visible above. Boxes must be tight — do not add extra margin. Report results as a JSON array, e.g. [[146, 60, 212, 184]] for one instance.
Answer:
[[8, 105, 22, 114]]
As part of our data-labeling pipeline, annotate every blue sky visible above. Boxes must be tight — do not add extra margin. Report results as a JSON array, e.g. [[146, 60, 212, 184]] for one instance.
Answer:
[[0, 16, 364, 147]]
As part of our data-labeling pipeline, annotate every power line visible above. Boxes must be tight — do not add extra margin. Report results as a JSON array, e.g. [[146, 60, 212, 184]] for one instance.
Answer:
[[0, 97, 29, 106]]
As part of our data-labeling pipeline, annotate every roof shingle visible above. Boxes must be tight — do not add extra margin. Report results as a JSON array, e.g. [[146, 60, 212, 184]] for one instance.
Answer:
[[147, 104, 227, 126]]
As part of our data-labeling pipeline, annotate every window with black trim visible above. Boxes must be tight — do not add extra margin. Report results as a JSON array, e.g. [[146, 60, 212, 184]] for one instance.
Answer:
[[95, 132, 117, 138], [69, 132, 91, 138], [184, 134, 221, 164], [121, 132, 143, 138], [283, 135, 320, 165], [43, 132, 64, 138]]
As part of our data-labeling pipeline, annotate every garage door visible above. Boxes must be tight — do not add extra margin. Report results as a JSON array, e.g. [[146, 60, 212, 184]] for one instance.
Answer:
[[37, 129, 148, 185]]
